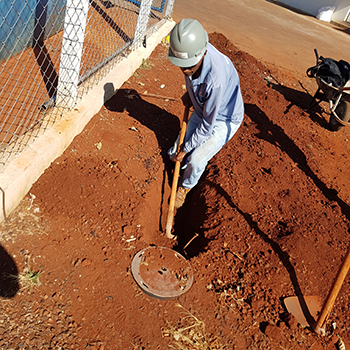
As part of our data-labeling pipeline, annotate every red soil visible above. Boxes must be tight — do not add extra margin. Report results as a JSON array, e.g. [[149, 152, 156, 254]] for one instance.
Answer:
[[1, 33, 349, 350]]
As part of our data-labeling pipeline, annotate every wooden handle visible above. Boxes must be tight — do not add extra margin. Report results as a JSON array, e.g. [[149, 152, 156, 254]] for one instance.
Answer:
[[165, 105, 190, 238], [317, 244, 350, 329]]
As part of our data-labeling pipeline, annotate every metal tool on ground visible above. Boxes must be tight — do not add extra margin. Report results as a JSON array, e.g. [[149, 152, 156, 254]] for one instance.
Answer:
[[165, 104, 190, 239], [284, 244, 350, 335], [130, 246, 194, 299], [142, 92, 177, 101]]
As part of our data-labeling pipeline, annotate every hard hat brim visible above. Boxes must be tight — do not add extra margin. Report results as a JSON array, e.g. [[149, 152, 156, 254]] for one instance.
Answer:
[[168, 47, 203, 68]]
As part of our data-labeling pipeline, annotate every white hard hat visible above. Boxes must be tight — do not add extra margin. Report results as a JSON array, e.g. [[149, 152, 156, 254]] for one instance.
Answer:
[[168, 19, 208, 68]]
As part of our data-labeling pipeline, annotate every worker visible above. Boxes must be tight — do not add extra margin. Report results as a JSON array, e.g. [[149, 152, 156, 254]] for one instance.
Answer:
[[168, 19, 244, 208]]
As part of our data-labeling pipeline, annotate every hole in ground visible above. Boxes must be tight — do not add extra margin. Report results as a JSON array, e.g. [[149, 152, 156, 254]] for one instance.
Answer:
[[172, 182, 212, 258]]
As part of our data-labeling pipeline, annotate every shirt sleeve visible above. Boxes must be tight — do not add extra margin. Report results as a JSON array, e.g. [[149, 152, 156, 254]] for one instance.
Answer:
[[183, 85, 223, 153]]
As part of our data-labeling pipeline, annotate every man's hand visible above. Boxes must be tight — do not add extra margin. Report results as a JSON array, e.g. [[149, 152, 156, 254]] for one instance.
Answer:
[[173, 144, 187, 163], [173, 150, 187, 163]]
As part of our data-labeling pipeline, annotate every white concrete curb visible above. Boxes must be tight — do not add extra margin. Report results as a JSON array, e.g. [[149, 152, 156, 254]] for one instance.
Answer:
[[0, 19, 175, 223]]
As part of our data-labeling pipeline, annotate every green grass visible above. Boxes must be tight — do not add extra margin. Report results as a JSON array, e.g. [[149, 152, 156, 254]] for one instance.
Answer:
[[19, 267, 42, 290]]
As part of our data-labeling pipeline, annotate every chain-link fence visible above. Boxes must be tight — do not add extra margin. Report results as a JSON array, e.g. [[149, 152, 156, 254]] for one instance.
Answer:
[[0, 0, 174, 172]]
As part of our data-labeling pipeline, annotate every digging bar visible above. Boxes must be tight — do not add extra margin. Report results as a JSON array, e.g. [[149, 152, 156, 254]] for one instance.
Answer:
[[165, 104, 190, 239], [284, 244, 350, 335]]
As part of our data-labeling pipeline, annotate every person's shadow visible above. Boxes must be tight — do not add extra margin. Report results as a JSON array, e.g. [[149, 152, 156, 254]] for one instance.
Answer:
[[0, 245, 19, 298], [104, 88, 181, 175], [265, 77, 332, 130], [104, 88, 182, 229]]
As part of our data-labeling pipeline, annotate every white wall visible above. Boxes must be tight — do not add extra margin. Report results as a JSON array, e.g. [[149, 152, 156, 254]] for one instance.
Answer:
[[332, 0, 350, 23], [278, 0, 350, 24], [277, 0, 336, 17]]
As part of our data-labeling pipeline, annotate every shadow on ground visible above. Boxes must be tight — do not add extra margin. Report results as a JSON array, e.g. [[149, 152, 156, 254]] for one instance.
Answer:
[[0, 245, 19, 298], [266, 78, 332, 130]]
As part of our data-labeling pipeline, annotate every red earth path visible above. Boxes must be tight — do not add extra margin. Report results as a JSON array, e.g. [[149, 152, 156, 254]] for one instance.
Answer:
[[1, 32, 350, 349]]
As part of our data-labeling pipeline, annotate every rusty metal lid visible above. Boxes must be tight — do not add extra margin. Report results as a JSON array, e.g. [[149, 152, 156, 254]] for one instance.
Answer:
[[131, 246, 194, 299]]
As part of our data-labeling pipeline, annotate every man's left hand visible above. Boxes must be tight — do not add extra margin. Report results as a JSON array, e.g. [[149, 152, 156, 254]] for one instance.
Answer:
[[173, 150, 186, 163]]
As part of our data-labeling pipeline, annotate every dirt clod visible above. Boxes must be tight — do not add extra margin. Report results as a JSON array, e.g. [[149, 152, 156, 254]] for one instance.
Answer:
[[284, 312, 299, 330]]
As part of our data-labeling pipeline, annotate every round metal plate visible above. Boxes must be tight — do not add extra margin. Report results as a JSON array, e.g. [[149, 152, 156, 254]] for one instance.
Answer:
[[131, 246, 194, 300]]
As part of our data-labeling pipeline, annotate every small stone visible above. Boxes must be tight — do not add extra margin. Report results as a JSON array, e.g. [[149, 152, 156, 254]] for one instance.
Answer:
[[81, 258, 92, 267], [225, 251, 234, 260], [251, 297, 264, 310], [264, 324, 283, 343]]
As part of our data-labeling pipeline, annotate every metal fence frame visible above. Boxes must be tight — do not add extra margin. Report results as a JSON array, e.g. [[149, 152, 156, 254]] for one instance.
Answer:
[[0, 0, 175, 222], [0, 0, 174, 168]]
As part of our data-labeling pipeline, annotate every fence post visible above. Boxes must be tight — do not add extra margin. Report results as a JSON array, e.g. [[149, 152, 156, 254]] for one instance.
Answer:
[[133, 0, 152, 49], [165, 0, 175, 19], [56, 0, 90, 109]]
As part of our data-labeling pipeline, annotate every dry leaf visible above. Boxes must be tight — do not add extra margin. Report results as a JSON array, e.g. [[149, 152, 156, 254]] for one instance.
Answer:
[[95, 141, 102, 150]]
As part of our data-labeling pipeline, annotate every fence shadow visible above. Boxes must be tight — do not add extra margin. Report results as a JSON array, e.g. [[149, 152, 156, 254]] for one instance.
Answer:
[[0, 245, 19, 298]]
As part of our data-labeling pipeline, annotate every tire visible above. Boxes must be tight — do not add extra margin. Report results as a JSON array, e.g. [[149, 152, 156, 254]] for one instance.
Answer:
[[329, 100, 350, 131], [335, 100, 350, 122]]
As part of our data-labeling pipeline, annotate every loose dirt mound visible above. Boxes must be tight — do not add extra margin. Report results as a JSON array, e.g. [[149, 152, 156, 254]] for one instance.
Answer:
[[1, 33, 349, 350]]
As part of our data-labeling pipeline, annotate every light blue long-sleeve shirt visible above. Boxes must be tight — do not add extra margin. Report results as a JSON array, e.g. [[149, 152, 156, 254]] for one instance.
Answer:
[[183, 43, 244, 154]]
